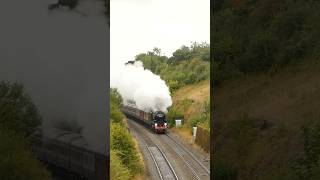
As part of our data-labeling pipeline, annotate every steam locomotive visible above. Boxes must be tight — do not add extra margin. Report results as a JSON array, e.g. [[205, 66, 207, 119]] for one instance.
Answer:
[[122, 105, 168, 133], [31, 129, 108, 180]]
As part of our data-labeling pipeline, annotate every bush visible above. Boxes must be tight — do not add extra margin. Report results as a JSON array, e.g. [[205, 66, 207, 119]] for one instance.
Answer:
[[291, 120, 320, 179], [110, 123, 141, 175], [0, 130, 51, 180], [110, 102, 125, 124], [212, 0, 320, 85], [110, 150, 130, 180], [213, 158, 238, 180], [167, 107, 184, 127], [136, 43, 210, 93], [189, 100, 210, 129], [110, 88, 125, 124]]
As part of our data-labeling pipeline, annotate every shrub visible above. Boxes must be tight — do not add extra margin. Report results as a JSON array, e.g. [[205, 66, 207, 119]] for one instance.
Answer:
[[110, 102, 124, 124], [167, 107, 184, 127], [110, 149, 130, 180], [0, 130, 51, 180], [189, 100, 210, 129], [213, 158, 238, 180], [212, 0, 320, 85], [110, 123, 141, 175], [136, 43, 210, 93]]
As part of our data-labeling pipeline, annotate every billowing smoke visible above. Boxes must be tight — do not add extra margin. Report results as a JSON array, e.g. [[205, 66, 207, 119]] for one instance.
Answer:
[[0, 0, 108, 154], [111, 61, 172, 113]]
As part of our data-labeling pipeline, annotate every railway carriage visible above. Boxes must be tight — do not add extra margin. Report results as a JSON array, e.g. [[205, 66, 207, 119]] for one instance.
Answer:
[[122, 105, 168, 133], [31, 129, 108, 180]]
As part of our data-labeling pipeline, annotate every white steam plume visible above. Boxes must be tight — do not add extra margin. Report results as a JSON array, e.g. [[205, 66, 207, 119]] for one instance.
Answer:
[[111, 61, 172, 113], [0, 0, 108, 154]]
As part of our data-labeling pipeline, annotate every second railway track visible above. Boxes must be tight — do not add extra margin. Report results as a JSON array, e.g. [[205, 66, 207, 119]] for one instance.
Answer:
[[163, 133, 210, 180], [147, 144, 179, 180]]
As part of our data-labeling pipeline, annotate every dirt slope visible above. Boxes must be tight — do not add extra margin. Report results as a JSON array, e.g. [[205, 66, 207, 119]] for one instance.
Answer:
[[172, 80, 210, 123], [213, 63, 320, 179]]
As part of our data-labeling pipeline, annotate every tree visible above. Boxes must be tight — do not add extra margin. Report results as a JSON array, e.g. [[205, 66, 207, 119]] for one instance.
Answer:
[[153, 47, 161, 56], [0, 81, 41, 136]]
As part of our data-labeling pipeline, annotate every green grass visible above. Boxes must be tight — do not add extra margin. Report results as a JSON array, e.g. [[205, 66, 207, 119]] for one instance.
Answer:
[[0, 130, 51, 180], [110, 88, 143, 178]]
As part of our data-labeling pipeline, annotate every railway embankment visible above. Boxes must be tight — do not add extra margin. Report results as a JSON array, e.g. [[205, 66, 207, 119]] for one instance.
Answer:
[[110, 89, 144, 180], [167, 80, 210, 152], [213, 62, 320, 179]]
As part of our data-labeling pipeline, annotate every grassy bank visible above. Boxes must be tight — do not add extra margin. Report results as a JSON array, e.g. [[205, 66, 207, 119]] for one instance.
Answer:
[[213, 62, 320, 179], [110, 89, 144, 180], [167, 80, 210, 141]]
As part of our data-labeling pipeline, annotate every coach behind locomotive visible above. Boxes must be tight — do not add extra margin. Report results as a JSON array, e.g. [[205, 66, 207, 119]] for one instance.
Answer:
[[31, 128, 108, 180], [122, 105, 168, 133]]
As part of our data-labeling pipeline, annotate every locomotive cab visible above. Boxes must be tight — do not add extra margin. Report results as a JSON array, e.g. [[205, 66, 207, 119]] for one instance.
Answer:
[[152, 111, 167, 133]]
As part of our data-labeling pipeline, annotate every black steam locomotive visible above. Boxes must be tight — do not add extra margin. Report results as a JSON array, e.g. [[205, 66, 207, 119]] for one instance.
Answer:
[[31, 129, 108, 180], [122, 105, 168, 133]]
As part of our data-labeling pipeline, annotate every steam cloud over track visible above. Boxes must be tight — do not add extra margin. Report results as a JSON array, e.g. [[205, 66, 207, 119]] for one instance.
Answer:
[[111, 61, 172, 113], [0, 0, 108, 154]]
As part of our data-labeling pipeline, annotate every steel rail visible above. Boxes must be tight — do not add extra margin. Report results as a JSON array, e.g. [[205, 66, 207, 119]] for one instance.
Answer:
[[166, 133, 210, 175], [147, 145, 179, 180]]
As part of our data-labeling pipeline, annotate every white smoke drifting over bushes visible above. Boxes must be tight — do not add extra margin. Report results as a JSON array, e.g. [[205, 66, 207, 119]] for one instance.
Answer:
[[111, 61, 172, 113], [0, 0, 108, 154]]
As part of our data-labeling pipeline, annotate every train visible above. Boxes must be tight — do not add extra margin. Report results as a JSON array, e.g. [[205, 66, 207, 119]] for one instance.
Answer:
[[31, 128, 108, 180], [122, 105, 168, 133]]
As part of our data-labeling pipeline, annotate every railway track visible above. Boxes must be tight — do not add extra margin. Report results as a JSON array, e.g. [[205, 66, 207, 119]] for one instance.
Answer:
[[147, 144, 179, 180], [163, 133, 210, 180], [127, 118, 210, 180]]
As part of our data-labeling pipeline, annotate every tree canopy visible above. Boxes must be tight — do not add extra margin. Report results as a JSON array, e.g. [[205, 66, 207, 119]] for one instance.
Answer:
[[0, 82, 41, 136], [135, 42, 210, 92]]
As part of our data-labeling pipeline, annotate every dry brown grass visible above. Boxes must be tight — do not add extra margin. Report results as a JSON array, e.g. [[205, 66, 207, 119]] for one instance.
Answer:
[[172, 80, 210, 123], [169, 80, 210, 151], [213, 63, 320, 179], [173, 80, 210, 103], [214, 64, 320, 129], [170, 126, 208, 154], [132, 133, 145, 180]]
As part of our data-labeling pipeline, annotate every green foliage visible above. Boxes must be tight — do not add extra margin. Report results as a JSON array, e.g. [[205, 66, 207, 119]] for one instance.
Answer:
[[212, 0, 320, 85], [110, 149, 131, 180], [292, 120, 320, 180], [135, 43, 210, 93], [110, 123, 141, 176], [0, 82, 41, 136], [189, 100, 210, 130], [110, 89, 142, 178], [111, 88, 123, 107], [0, 129, 50, 180], [170, 42, 210, 62], [110, 88, 125, 124], [161, 59, 210, 92], [110, 102, 125, 124], [166, 107, 184, 127], [213, 158, 238, 180]]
